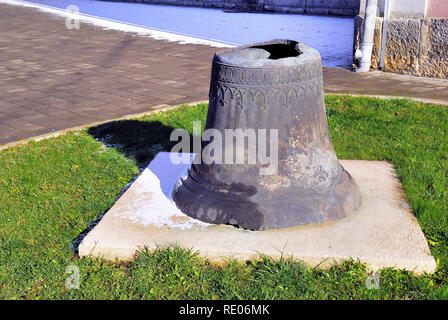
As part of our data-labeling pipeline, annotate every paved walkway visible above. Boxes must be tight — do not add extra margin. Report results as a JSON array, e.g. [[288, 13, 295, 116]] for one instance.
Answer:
[[1, 3, 448, 145]]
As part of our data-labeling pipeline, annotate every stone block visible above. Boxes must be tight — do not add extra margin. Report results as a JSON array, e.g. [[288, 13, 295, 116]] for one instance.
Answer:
[[307, 0, 359, 15], [78, 152, 436, 275], [384, 18, 421, 75], [418, 18, 448, 78], [263, 0, 306, 13]]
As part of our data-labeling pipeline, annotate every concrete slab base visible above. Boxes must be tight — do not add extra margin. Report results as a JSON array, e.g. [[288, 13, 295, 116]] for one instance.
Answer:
[[78, 152, 436, 275]]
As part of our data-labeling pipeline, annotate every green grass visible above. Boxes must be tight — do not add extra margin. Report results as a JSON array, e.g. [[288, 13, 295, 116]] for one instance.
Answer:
[[0, 96, 447, 299]]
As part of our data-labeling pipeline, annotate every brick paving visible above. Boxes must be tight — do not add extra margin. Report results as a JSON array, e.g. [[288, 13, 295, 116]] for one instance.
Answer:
[[1, 3, 448, 145], [322, 67, 448, 101]]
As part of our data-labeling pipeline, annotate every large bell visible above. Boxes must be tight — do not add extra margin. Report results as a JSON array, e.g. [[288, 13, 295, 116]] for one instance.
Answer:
[[172, 39, 361, 230]]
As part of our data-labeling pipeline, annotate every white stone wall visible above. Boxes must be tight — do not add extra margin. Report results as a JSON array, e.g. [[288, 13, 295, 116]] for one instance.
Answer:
[[359, 0, 428, 18]]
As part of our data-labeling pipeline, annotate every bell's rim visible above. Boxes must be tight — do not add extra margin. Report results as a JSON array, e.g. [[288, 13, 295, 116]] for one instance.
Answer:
[[214, 39, 322, 68]]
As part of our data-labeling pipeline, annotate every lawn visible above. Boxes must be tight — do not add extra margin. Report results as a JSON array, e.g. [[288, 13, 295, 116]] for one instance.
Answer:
[[0, 96, 447, 299]]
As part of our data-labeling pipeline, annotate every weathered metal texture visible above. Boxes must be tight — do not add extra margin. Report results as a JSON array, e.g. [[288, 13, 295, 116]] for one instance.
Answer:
[[172, 39, 361, 230]]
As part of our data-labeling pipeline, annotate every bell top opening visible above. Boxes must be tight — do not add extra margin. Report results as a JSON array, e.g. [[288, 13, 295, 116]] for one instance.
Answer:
[[224, 40, 302, 61], [213, 40, 319, 68], [251, 41, 302, 60]]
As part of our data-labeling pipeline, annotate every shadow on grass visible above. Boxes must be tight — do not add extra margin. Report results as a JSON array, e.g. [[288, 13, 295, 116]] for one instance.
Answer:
[[71, 119, 193, 255], [87, 119, 184, 169]]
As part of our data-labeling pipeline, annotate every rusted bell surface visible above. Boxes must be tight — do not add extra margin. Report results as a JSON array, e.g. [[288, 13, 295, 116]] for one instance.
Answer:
[[172, 39, 361, 230]]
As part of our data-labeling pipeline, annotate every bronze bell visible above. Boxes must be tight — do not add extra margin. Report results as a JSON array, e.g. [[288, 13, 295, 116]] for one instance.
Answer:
[[172, 39, 361, 230]]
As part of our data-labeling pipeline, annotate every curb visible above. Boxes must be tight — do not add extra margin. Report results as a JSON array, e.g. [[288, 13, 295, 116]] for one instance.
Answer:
[[0, 93, 447, 152], [327, 93, 448, 107], [0, 100, 208, 151]]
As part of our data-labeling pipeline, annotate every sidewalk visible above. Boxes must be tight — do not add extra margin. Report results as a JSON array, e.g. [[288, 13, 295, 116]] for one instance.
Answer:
[[1, 3, 447, 145], [322, 67, 448, 105]]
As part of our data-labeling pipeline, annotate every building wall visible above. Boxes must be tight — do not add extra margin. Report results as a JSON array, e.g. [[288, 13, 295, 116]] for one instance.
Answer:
[[390, 0, 427, 18], [427, 0, 448, 18], [359, 0, 448, 18], [354, 14, 448, 78], [360, 0, 428, 18]]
